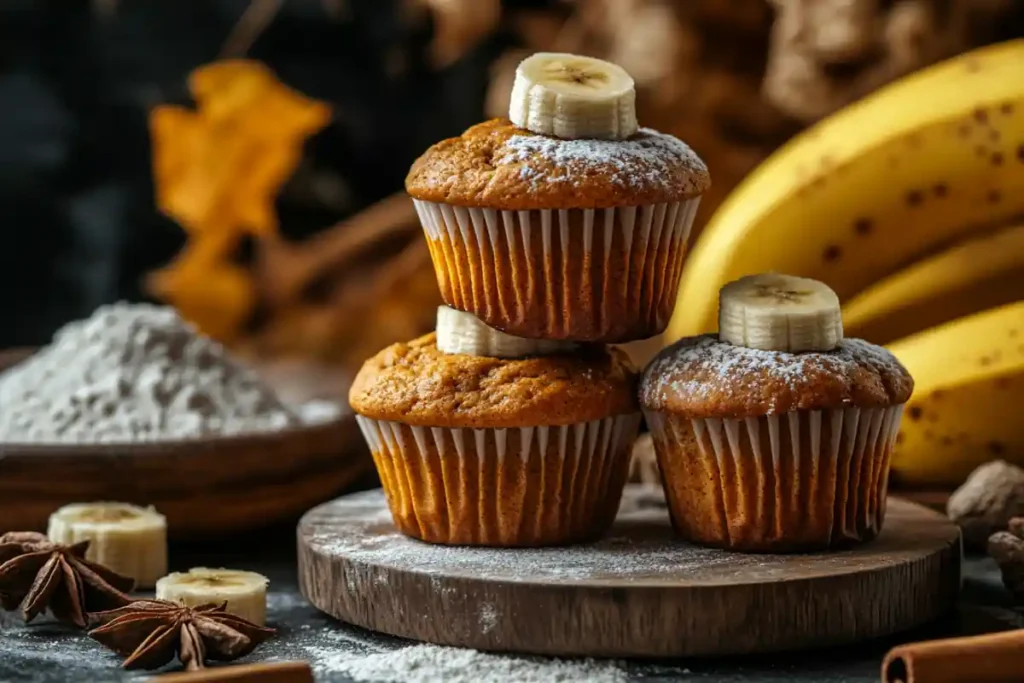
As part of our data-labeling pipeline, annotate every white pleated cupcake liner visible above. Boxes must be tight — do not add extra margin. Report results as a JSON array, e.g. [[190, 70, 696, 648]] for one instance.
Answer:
[[355, 413, 642, 546], [645, 405, 904, 551], [412, 198, 700, 342]]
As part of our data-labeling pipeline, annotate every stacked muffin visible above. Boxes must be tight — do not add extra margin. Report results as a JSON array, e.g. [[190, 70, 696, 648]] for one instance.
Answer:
[[350, 53, 710, 547]]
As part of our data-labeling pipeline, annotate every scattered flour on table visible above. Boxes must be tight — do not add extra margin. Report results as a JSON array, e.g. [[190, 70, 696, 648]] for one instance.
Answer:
[[303, 640, 629, 683], [0, 303, 340, 443]]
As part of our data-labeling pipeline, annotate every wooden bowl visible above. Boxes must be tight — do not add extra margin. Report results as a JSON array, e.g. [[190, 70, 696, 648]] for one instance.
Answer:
[[0, 348, 373, 537]]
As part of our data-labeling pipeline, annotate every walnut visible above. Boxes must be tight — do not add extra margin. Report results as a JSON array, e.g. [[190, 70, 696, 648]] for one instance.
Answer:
[[947, 461, 1024, 549], [989, 518, 1024, 603]]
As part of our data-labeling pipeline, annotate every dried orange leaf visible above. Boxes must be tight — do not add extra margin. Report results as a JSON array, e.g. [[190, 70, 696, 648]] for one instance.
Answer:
[[148, 58, 331, 340], [147, 236, 255, 343]]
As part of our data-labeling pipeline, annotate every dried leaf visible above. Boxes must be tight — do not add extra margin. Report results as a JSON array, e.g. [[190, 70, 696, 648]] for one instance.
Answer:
[[147, 59, 330, 341], [146, 233, 256, 343]]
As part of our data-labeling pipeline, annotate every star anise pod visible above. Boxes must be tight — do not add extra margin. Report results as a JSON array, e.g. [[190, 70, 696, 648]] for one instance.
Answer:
[[88, 599, 275, 671], [0, 531, 134, 628]]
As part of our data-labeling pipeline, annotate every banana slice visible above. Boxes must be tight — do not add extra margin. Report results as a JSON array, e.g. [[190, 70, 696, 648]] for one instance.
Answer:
[[156, 567, 269, 625], [436, 306, 577, 358], [508, 52, 638, 140], [47, 502, 167, 589], [718, 273, 843, 353]]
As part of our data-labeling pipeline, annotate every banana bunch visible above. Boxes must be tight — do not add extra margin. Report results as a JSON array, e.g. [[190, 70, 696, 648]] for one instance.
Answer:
[[888, 302, 1024, 487], [665, 39, 1024, 488]]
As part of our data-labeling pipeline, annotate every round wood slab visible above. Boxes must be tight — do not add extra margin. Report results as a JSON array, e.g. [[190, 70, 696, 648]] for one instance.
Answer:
[[0, 348, 373, 537], [298, 485, 962, 658]]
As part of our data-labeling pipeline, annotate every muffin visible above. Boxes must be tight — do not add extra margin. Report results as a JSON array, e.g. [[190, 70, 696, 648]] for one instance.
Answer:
[[405, 53, 710, 343], [640, 273, 914, 552], [349, 310, 642, 547]]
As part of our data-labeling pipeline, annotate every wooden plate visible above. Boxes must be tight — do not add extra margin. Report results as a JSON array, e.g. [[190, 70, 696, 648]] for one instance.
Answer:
[[298, 485, 962, 657], [0, 348, 373, 537]]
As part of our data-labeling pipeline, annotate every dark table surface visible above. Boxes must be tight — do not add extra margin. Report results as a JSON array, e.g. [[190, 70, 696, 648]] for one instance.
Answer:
[[1, 502, 1020, 683]]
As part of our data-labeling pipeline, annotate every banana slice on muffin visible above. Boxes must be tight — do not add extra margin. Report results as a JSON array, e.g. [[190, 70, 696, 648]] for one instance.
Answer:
[[436, 306, 576, 358], [508, 52, 637, 140], [718, 273, 844, 353]]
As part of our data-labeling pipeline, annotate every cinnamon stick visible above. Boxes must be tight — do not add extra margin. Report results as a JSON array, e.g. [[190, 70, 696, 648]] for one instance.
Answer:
[[882, 629, 1024, 683], [153, 661, 314, 682]]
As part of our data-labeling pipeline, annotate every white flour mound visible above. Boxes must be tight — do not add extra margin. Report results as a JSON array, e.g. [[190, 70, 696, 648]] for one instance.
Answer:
[[304, 641, 630, 683], [0, 303, 339, 443]]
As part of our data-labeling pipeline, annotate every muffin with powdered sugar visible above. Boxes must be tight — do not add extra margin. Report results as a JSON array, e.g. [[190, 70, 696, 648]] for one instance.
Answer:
[[405, 52, 710, 343], [640, 273, 913, 552]]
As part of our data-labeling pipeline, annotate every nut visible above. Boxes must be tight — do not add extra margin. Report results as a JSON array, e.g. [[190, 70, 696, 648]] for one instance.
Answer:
[[947, 460, 1024, 549]]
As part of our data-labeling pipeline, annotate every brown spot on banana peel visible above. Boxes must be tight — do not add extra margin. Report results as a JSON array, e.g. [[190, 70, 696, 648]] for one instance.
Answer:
[[822, 245, 842, 262], [853, 217, 873, 235], [908, 406, 923, 421], [933, 183, 949, 198], [906, 189, 924, 206], [1001, 102, 1015, 115], [993, 152, 1005, 166]]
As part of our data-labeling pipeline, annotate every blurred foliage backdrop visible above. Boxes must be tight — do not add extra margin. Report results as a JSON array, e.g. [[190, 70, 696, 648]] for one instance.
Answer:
[[1, 0, 1021, 359]]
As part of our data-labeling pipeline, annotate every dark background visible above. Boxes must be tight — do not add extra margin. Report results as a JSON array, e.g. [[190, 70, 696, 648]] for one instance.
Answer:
[[4, 0, 1024, 350], [0, 0, 513, 347]]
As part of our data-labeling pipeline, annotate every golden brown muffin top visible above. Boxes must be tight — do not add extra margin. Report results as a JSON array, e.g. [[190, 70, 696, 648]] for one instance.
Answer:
[[640, 335, 913, 419], [405, 119, 710, 210], [350, 333, 639, 428]]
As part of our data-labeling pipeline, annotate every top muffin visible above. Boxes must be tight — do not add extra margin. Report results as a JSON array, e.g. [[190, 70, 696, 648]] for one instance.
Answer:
[[406, 119, 710, 210]]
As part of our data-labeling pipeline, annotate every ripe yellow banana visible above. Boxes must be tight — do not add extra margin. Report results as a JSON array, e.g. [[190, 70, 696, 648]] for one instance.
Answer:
[[843, 223, 1024, 345], [888, 301, 1024, 488], [668, 39, 1024, 340]]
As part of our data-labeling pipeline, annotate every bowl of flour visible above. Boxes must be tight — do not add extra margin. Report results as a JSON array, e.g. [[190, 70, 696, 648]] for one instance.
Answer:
[[0, 303, 372, 536]]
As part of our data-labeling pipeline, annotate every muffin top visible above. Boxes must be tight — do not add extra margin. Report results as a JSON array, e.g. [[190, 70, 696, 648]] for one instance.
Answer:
[[350, 333, 639, 428], [640, 335, 913, 419], [405, 119, 710, 210]]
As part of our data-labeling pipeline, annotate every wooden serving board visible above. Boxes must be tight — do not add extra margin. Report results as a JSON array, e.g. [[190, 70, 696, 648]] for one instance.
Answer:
[[0, 349, 374, 537], [298, 484, 962, 658]]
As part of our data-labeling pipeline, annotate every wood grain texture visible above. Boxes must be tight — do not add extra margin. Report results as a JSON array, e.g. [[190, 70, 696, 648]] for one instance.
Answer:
[[297, 485, 962, 657], [0, 349, 372, 537]]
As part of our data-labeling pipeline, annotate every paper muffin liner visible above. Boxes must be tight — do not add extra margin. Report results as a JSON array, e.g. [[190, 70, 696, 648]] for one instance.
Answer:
[[355, 413, 642, 547], [413, 198, 700, 343], [644, 405, 905, 552]]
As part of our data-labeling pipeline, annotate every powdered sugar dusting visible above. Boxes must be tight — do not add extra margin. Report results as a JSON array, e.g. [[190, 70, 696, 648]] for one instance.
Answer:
[[501, 128, 708, 192], [303, 487, 892, 585], [640, 334, 911, 415]]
